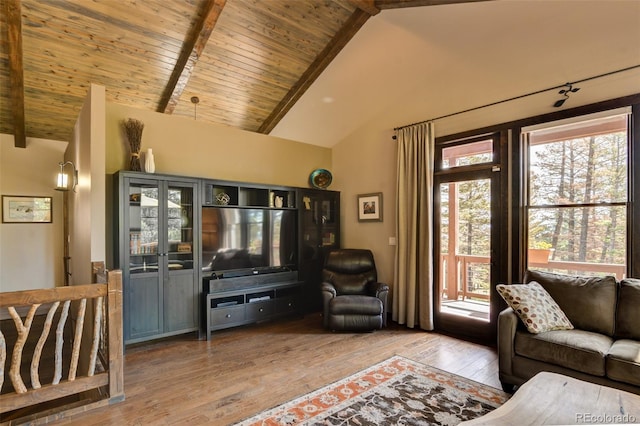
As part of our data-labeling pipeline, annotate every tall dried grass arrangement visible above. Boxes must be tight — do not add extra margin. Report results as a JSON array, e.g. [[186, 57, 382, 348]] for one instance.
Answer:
[[123, 118, 144, 171]]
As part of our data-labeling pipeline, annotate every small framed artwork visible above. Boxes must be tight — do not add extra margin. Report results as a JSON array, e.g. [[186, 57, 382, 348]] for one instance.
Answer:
[[357, 192, 383, 222], [2, 195, 52, 223]]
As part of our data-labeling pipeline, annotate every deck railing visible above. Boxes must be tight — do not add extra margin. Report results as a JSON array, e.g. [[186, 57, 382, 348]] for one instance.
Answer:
[[529, 260, 626, 280], [0, 270, 124, 423], [441, 254, 491, 301], [441, 254, 626, 302]]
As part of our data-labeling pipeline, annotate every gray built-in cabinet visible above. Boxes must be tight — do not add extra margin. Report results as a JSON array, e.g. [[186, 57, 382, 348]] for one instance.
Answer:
[[114, 171, 200, 344], [114, 171, 340, 344]]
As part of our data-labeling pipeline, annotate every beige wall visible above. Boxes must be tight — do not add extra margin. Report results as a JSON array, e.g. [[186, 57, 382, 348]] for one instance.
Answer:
[[332, 92, 638, 297], [331, 103, 532, 300], [5, 82, 631, 298], [1, 95, 331, 293], [0, 85, 106, 292], [105, 103, 332, 271], [332, 127, 397, 287], [67, 84, 107, 286], [106, 103, 332, 188], [0, 135, 67, 291]]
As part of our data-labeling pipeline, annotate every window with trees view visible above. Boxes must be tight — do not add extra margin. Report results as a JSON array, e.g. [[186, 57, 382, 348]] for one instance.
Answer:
[[525, 109, 630, 279]]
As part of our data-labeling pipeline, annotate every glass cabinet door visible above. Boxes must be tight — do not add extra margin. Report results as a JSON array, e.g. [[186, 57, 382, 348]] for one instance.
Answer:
[[167, 185, 194, 271], [128, 183, 160, 274], [298, 189, 340, 313], [301, 192, 339, 255], [120, 173, 199, 344], [317, 196, 338, 249]]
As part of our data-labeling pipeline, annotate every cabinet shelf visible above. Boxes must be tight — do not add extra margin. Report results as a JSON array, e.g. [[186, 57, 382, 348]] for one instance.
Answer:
[[203, 180, 297, 208]]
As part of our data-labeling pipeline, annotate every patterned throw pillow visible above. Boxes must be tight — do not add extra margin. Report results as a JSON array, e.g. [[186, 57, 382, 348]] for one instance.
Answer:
[[497, 282, 574, 334]]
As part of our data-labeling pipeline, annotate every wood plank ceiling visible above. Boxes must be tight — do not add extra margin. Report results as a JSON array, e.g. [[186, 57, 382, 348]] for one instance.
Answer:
[[1, 0, 485, 147]]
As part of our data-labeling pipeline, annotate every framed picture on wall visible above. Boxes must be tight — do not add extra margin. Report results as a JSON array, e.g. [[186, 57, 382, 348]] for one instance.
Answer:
[[2, 195, 52, 223], [357, 192, 383, 222]]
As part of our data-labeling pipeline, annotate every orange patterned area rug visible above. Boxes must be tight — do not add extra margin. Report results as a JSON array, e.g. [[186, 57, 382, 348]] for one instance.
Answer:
[[234, 355, 509, 426]]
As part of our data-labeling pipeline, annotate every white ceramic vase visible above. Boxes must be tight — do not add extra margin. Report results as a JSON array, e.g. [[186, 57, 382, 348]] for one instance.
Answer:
[[144, 148, 155, 173]]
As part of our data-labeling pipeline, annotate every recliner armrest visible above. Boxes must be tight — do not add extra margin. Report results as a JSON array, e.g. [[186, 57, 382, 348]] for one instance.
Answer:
[[321, 282, 337, 328], [367, 281, 389, 297], [321, 282, 337, 297], [367, 282, 389, 326]]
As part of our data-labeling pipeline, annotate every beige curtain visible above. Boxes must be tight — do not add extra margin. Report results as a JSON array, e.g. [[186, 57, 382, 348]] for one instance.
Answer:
[[393, 122, 435, 330]]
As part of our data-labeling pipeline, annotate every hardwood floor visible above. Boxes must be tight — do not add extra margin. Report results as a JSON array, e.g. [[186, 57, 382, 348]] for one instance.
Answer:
[[54, 314, 500, 425]]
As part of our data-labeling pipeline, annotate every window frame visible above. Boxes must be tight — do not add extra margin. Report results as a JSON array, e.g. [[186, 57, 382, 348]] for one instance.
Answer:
[[522, 109, 630, 278], [433, 131, 508, 343], [436, 93, 640, 282]]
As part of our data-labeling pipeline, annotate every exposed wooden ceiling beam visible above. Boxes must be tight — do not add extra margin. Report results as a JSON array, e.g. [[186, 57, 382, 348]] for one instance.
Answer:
[[259, 0, 491, 135], [258, 8, 374, 135], [158, 0, 226, 114], [5, 0, 26, 148], [349, 0, 381, 16], [375, 0, 492, 9]]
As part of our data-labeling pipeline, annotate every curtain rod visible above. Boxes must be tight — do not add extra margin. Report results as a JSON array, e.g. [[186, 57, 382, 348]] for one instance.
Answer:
[[393, 64, 640, 133]]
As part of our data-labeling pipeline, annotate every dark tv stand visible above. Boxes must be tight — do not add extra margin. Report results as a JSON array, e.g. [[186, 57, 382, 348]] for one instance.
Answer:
[[203, 270, 303, 340]]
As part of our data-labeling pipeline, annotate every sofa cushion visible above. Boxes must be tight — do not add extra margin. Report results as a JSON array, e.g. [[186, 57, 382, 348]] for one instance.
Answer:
[[606, 339, 640, 386], [514, 329, 613, 376], [524, 270, 617, 336], [616, 278, 640, 340], [497, 282, 573, 334]]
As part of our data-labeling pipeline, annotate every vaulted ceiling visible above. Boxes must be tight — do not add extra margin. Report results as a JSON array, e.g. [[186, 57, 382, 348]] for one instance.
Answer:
[[1, 0, 485, 148], [2, 0, 639, 150]]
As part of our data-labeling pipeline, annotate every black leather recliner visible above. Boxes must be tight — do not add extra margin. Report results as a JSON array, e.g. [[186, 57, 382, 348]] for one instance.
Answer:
[[321, 249, 389, 331]]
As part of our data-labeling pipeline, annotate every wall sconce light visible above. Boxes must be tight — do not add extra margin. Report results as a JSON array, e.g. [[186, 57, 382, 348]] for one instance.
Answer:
[[55, 161, 78, 192], [553, 83, 580, 108]]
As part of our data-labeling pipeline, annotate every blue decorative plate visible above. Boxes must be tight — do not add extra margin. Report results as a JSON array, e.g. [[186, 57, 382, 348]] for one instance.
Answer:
[[309, 168, 332, 189]]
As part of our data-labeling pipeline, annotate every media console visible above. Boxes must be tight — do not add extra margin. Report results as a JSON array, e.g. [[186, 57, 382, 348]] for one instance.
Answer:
[[203, 270, 303, 340]]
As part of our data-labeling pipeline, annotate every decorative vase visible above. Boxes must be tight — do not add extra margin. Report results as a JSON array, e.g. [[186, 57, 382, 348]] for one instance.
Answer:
[[144, 148, 155, 173], [215, 192, 230, 205], [181, 208, 190, 228], [123, 118, 144, 171]]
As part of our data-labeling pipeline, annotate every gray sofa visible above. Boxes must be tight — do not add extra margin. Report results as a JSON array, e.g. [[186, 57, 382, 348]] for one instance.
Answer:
[[498, 270, 640, 395]]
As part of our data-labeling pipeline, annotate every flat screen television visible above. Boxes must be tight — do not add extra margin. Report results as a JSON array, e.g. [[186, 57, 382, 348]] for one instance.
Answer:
[[202, 207, 297, 277]]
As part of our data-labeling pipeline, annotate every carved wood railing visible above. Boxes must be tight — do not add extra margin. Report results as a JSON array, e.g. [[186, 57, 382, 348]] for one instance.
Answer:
[[0, 270, 124, 421]]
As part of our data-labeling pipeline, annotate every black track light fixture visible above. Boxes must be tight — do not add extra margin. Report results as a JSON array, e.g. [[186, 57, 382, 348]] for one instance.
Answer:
[[553, 83, 580, 108]]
